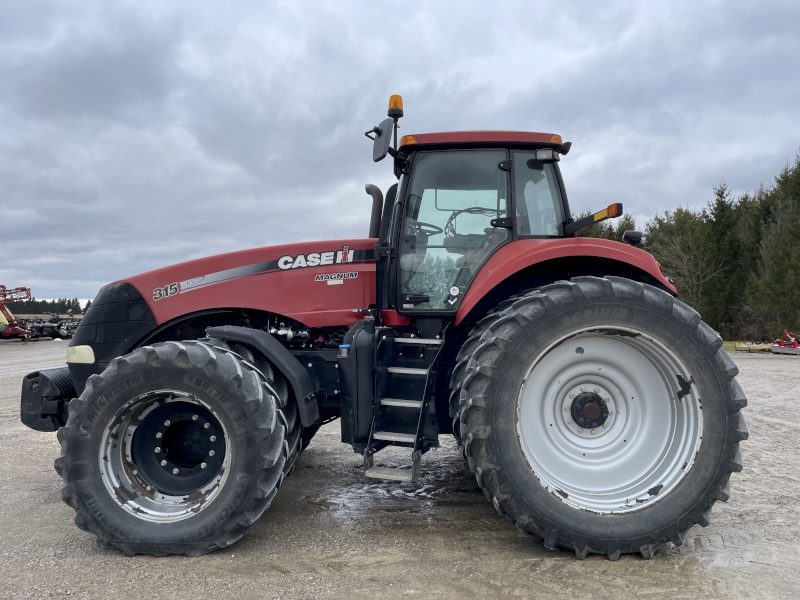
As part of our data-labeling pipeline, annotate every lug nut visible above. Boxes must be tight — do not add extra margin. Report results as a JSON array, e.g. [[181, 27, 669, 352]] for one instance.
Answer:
[[568, 419, 573, 424], [603, 423, 609, 428], [192, 414, 199, 421], [581, 386, 586, 392], [154, 447, 161, 454], [201, 462, 207, 469], [569, 393, 575, 398], [160, 460, 167, 466], [164, 420, 171, 426], [591, 429, 597, 434], [594, 388, 599, 393], [208, 450, 216, 457], [172, 468, 179, 475], [564, 406, 569, 411], [156, 432, 162, 439], [578, 428, 584, 433], [209, 436, 217, 442], [204, 422, 210, 429]]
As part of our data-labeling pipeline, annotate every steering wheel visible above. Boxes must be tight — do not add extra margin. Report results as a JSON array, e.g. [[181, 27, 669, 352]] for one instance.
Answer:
[[540, 209, 557, 235], [409, 221, 444, 236]]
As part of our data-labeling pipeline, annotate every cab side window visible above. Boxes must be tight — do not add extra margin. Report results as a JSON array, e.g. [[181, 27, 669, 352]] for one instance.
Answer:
[[513, 151, 564, 236]]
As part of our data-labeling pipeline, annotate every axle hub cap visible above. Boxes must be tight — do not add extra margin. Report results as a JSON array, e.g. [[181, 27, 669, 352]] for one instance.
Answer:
[[570, 392, 609, 429]]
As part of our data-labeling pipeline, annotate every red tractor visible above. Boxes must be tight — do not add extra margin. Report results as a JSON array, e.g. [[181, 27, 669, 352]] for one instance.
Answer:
[[1, 285, 32, 341], [21, 96, 747, 560]]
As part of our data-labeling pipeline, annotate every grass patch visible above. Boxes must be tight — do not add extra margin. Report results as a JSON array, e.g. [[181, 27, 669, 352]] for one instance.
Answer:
[[722, 341, 737, 352]]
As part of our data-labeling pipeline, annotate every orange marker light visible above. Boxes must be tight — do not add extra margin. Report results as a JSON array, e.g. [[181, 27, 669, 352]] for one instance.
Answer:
[[607, 203, 622, 218], [400, 135, 419, 147], [548, 134, 563, 144]]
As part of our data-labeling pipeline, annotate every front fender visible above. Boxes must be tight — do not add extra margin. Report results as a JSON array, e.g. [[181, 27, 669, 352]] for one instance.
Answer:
[[205, 326, 320, 426], [456, 238, 676, 324]]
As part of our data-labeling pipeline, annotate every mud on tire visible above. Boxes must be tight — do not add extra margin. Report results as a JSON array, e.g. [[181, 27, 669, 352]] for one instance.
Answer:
[[455, 277, 748, 559], [55, 341, 289, 557]]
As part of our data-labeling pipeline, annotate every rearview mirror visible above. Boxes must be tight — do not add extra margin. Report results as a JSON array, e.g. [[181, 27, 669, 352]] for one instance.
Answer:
[[368, 117, 395, 163]]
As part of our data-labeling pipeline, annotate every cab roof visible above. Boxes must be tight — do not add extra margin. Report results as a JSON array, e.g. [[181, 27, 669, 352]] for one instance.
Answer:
[[400, 130, 563, 149]]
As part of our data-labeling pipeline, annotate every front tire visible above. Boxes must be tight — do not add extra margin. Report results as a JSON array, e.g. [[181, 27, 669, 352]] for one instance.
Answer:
[[456, 277, 748, 559], [55, 341, 288, 556]]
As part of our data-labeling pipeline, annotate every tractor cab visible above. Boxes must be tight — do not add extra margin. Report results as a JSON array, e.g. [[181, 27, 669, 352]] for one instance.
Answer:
[[366, 95, 616, 323]]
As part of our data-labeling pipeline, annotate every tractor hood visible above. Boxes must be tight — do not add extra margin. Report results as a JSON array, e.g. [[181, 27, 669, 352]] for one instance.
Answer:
[[120, 238, 377, 328]]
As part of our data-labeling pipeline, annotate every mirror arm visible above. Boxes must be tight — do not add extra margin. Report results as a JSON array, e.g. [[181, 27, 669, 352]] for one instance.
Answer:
[[563, 203, 623, 236], [387, 147, 406, 160]]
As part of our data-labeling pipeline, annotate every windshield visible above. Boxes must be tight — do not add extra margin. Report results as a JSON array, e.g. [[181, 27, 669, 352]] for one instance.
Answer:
[[398, 150, 509, 310]]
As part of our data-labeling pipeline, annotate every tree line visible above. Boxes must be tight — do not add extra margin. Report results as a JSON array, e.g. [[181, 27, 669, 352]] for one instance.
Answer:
[[7, 297, 90, 315], [578, 151, 800, 340]]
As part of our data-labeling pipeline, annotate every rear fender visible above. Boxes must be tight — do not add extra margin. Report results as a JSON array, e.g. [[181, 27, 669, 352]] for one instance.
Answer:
[[456, 238, 676, 324]]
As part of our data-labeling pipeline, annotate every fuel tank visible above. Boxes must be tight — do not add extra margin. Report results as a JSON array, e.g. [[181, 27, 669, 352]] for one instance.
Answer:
[[122, 239, 377, 328]]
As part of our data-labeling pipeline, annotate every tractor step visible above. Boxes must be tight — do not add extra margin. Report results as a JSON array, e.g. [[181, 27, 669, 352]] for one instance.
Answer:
[[380, 398, 423, 408], [363, 330, 445, 483], [387, 366, 428, 375], [373, 431, 416, 443], [394, 337, 444, 345], [365, 466, 415, 481]]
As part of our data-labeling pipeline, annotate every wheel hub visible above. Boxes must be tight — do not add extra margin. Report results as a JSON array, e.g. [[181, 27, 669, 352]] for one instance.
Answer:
[[570, 392, 609, 429], [100, 390, 232, 523], [131, 401, 225, 495], [516, 328, 703, 513]]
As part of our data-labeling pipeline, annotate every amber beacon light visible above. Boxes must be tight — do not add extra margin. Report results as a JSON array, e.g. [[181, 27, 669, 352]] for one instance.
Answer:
[[388, 95, 404, 119]]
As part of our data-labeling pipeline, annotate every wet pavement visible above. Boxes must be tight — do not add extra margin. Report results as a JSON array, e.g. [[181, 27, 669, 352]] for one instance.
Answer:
[[0, 338, 798, 599]]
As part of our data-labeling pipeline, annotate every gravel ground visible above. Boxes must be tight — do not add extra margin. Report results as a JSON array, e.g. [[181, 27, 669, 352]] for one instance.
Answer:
[[0, 338, 798, 599]]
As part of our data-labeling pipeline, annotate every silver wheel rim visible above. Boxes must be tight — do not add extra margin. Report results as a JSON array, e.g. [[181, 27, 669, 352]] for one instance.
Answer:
[[99, 390, 231, 523], [516, 327, 703, 514]]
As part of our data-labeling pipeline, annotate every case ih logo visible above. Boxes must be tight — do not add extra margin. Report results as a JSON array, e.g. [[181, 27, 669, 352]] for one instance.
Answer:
[[278, 245, 354, 270]]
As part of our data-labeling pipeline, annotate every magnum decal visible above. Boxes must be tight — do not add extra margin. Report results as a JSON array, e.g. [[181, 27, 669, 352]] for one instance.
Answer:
[[315, 272, 358, 282], [278, 245, 354, 270]]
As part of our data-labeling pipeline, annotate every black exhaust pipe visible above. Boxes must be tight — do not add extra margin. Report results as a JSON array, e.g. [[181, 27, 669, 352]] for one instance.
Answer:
[[365, 184, 383, 239]]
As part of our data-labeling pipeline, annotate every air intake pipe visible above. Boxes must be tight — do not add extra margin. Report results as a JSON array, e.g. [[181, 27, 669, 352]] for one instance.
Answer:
[[365, 184, 383, 239]]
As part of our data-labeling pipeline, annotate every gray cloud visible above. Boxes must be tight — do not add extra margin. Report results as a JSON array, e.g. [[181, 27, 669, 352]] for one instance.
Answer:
[[0, 0, 798, 298]]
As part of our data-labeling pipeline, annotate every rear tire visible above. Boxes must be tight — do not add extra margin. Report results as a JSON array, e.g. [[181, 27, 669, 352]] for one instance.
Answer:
[[456, 277, 748, 559], [55, 341, 288, 556]]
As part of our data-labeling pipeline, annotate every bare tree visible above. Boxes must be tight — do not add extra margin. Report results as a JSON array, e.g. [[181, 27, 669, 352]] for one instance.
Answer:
[[652, 231, 729, 311]]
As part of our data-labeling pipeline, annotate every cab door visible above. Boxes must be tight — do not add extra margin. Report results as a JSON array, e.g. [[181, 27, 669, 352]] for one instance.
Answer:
[[395, 149, 511, 313]]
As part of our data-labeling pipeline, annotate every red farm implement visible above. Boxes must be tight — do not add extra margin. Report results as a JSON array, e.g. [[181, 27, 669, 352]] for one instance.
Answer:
[[0, 285, 32, 341], [772, 330, 800, 355]]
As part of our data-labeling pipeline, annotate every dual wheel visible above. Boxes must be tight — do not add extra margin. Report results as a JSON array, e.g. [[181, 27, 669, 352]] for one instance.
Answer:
[[450, 276, 748, 559], [56, 339, 302, 556]]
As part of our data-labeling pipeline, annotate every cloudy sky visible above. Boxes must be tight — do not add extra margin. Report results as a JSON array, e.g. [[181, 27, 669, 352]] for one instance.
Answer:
[[1, 0, 798, 299]]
